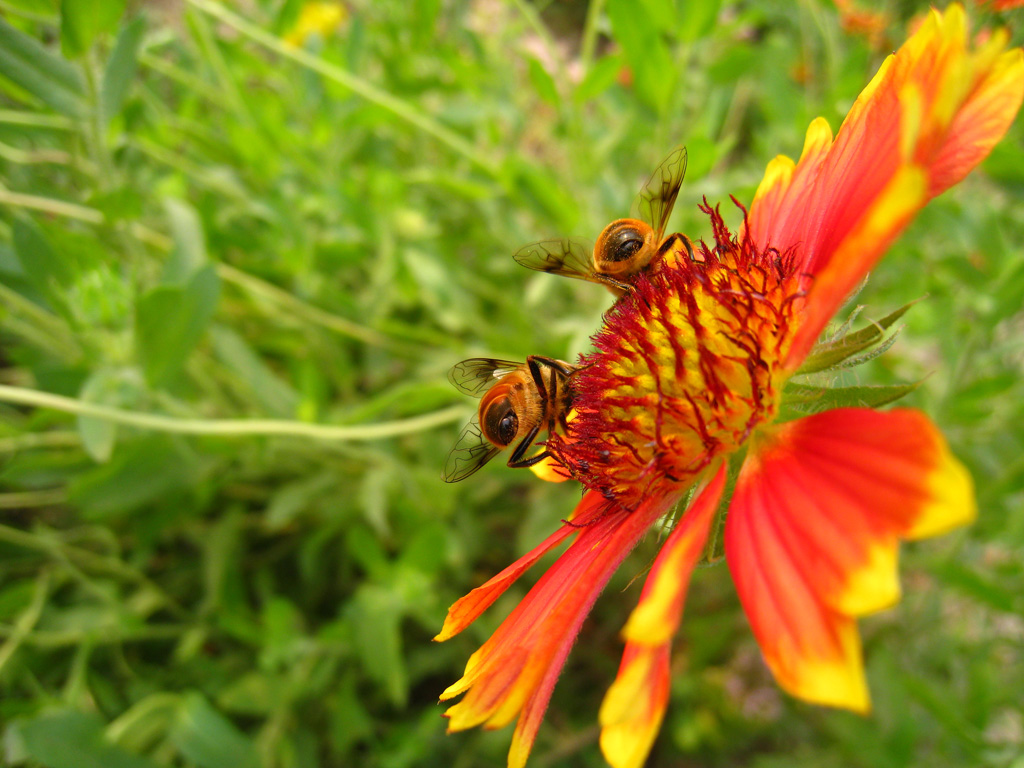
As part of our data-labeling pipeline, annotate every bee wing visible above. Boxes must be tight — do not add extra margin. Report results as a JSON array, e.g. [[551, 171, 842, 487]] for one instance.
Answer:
[[443, 419, 503, 482], [635, 147, 687, 242], [448, 358, 522, 397], [513, 239, 606, 286]]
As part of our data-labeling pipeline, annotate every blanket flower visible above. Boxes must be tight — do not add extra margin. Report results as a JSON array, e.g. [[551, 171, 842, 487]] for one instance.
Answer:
[[437, 6, 1023, 767]]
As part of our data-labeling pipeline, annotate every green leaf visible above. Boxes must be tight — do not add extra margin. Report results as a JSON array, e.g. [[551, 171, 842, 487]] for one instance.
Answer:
[[983, 139, 1024, 184], [798, 300, 919, 374], [934, 559, 1017, 613], [2, 0, 59, 15], [13, 217, 72, 286], [60, 0, 127, 58], [574, 53, 623, 103], [329, 676, 374, 756], [265, 472, 335, 529], [162, 199, 208, 284], [644, 0, 678, 30], [105, 694, 182, 757], [135, 265, 220, 386], [358, 464, 392, 538], [954, 372, 1018, 402], [346, 585, 407, 707], [345, 526, 390, 582], [76, 368, 133, 462], [506, 158, 580, 232], [678, 0, 722, 41], [992, 257, 1024, 322], [707, 45, 757, 85], [899, 671, 983, 746], [67, 434, 198, 518], [782, 381, 921, 414], [171, 693, 259, 768], [217, 673, 286, 716], [606, 0, 676, 112], [273, 0, 305, 34], [100, 14, 145, 125], [259, 597, 306, 669], [0, 16, 85, 116], [208, 325, 299, 418], [12, 217, 74, 317], [7, 709, 160, 768], [681, 136, 718, 181], [527, 57, 559, 106], [0, 580, 36, 621]]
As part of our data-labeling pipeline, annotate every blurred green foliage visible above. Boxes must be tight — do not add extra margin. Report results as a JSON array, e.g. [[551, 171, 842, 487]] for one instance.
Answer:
[[0, 1, 1022, 767]]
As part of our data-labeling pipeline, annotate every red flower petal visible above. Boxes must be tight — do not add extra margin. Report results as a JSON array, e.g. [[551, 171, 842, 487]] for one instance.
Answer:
[[745, 117, 833, 263], [441, 491, 673, 768], [599, 466, 725, 768], [726, 408, 975, 711], [744, 5, 1023, 370], [433, 491, 608, 642], [928, 32, 1024, 196]]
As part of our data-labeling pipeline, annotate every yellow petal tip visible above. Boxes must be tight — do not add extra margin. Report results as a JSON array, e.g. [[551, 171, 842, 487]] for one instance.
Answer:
[[836, 541, 902, 616], [907, 444, 976, 540]]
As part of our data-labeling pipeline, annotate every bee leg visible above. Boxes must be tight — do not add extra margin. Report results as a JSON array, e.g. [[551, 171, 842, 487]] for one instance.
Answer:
[[600, 275, 633, 294], [549, 367, 560, 429], [531, 356, 575, 378], [535, 362, 564, 434], [507, 423, 545, 469], [526, 356, 550, 402], [508, 451, 549, 469], [538, 367, 557, 436], [659, 233, 698, 262], [531, 357, 575, 433], [558, 410, 570, 431]]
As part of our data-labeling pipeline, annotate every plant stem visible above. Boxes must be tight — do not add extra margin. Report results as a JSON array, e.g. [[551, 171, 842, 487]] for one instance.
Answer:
[[185, 0, 499, 176], [217, 263, 414, 352], [580, 0, 605, 75], [0, 187, 104, 223], [0, 109, 74, 130], [0, 490, 66, 509], [0, 624, 192, 648], [0, 524, 189, 620], [0, 185, 416, 351], [0, 431, 81, 453], [0, 384, 464, 441], [0, 572, 49, 676]]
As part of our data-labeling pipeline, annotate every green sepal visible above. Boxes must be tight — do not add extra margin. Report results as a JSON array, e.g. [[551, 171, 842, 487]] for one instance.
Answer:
[[833, 329, 901, 369], [781, 380, 922, 416], [695, 450, 747, 568], [798, 299, 920, 374]]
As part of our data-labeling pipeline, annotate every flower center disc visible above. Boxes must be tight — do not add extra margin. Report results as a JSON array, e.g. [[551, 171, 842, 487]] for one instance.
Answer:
[[553, 212, 805, 508]]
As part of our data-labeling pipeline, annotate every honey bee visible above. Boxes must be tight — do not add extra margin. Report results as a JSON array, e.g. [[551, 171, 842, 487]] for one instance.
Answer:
[[443, 356, 575, 483], [513, 147, 695, 297]]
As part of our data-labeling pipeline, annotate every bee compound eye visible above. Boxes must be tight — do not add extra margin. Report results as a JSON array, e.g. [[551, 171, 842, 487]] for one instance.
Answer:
[[483, 399, 519, 447], [606, 226, 645, 263], [498, 410, 519, 444]]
